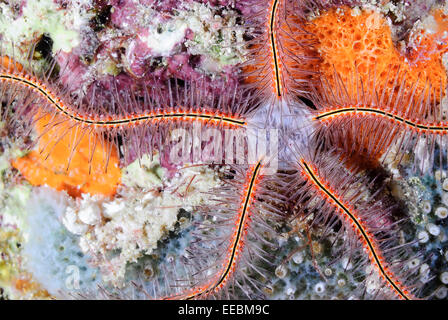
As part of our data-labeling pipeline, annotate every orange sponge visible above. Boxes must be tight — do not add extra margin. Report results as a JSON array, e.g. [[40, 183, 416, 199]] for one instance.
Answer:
[[12, 114, 121, 198], [308, 7, 447, 103]]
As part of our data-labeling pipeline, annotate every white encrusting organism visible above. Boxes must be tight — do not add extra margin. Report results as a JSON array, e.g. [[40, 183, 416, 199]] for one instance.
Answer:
[[62, 207, 88, 235], [77, 201, 102, 226], [0, 0, 93, 54], [61, 153, 222, 286]]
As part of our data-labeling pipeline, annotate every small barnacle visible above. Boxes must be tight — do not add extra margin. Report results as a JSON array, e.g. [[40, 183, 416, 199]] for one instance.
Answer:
[[263, 285, 274, 296], [275, 264, 288, 279], [314, 282, 325, 295], [426, 223, 440, 237], [443, 178, 448, 192], [417, 230, 429, 244], [285, 287, 295, 296], [292, 252, 304, 265], [407, 258, 420, 270], [421, 200, 432, 215], [435, 206, 448, 219], [438, 271, 448, 286], [337, 279, 346, 288], [143, 264, 154, 280], [166, 254, 175, 264], [435, 286, 447, 299]]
